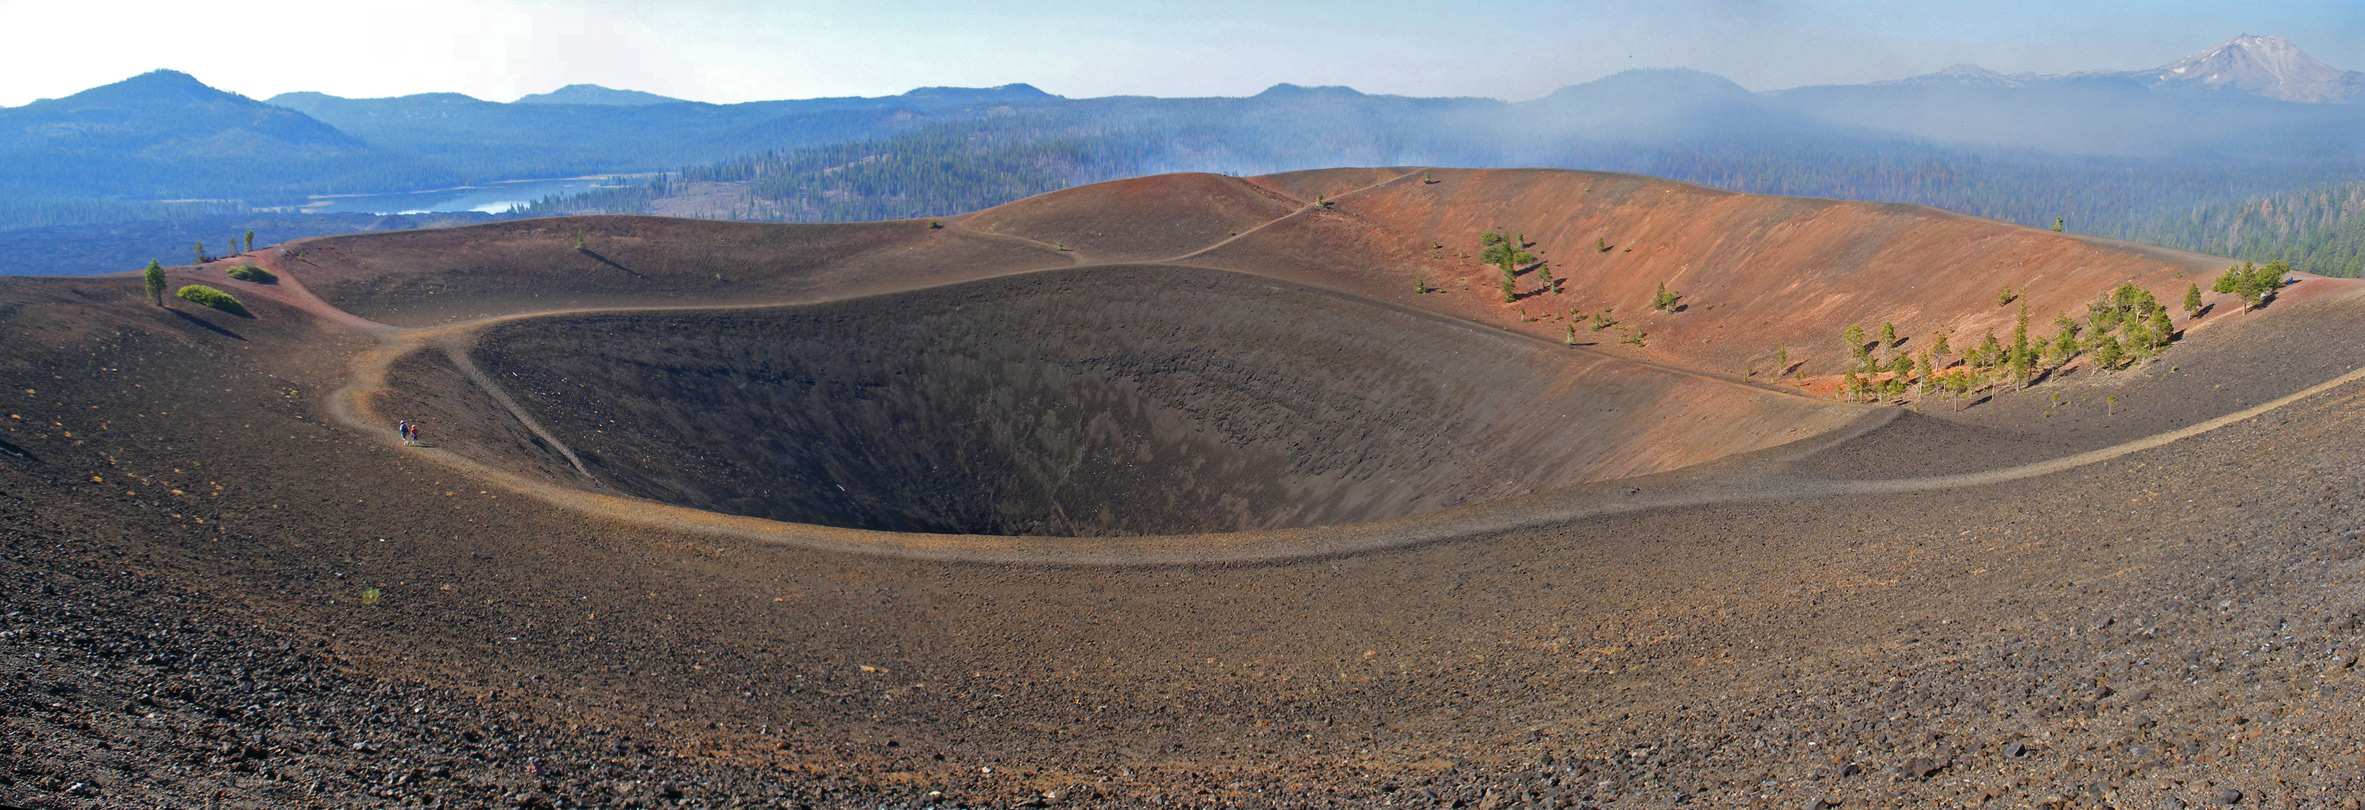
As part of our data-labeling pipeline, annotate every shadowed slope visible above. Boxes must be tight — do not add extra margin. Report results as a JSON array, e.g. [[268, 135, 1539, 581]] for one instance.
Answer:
[[282, 167, 2307, 541], [287, 215, 1070, 327], [393, 266, 1856, 536]]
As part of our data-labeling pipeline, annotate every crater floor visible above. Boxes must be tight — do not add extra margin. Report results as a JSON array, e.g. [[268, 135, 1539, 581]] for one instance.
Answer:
[[420, 266, 1852, 536]]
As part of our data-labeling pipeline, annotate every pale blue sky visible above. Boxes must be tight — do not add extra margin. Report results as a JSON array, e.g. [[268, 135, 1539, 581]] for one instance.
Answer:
[[3, 0, 2358, 105]]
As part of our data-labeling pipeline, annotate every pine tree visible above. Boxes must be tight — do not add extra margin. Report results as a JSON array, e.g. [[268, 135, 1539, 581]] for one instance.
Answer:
[[2183, 283, 2203, 316], [2213, 261, 2289, 309], [1843, 325, 1868, 365], [2049, 330, 2077, 365], [1478, 230, 1534, 300], [2093, 334, 2125, 370], [142, 260, 165, 307], [244, 230, 256, 252], [2011, 303, 2031, 367], [192, 241, 206, 264], [2052, 314, 2081, 341], [2125, 316, 2156, 356], [1652, 282, 1679, 311], [1879, 322, 1897, 348]]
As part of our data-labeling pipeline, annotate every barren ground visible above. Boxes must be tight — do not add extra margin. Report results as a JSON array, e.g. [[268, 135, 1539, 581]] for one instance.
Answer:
[[6, 169, 2365, 810]]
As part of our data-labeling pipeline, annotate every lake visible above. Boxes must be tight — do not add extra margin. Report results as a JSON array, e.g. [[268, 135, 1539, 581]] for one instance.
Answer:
[[300, 175, 653, 216]]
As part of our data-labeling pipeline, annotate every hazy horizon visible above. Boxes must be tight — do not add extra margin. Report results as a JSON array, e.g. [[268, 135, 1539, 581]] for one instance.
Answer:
[[3, 0, 2358, 107]]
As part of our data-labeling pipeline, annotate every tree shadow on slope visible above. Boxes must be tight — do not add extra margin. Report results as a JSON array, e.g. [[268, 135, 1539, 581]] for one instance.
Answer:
[[575, 248, 645, 279], [168, 308, 244, 341]]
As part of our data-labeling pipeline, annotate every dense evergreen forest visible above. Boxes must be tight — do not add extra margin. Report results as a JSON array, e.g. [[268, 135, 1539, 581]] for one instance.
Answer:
[[2122, 182, 2365, 277], [7, 68, 2362, 277]]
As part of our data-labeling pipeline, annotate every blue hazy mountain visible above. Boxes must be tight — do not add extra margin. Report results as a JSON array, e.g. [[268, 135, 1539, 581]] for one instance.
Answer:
[[512, 84, 685, 106], [0, 70, 433, 199], [6, 37, 2362, 277], [262, 83, 1069, 181]]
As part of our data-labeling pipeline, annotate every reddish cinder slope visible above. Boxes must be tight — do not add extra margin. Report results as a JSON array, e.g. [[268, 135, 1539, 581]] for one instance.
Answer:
[[959, 172, 1303, 261], [1194, 168, 2240, 380]]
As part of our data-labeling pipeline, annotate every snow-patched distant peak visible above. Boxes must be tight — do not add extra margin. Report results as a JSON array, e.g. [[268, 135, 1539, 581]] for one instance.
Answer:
[[1873, 36, 2360, 103], [2143, 34, 2362, 103]]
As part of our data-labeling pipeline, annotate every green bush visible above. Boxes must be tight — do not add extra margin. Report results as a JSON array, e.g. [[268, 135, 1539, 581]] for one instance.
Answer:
[[176, 285, 250, 317], [225, 264, 275, 283], [224, 265, 276, 283]]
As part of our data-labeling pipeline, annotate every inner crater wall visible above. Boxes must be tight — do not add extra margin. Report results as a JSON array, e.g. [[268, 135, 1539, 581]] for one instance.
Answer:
[[454, 265, 1856, 536]]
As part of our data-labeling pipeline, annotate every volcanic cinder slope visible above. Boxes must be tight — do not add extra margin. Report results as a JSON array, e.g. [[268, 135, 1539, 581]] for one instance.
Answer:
[[8, 168, 2365, 808]]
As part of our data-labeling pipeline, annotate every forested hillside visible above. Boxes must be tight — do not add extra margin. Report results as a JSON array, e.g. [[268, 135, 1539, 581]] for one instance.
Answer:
[[2127, 182, 2365, 277], [8, 60, 2364, 276], [514, 107, 2365, 276], [265, 84, 1066, 184]]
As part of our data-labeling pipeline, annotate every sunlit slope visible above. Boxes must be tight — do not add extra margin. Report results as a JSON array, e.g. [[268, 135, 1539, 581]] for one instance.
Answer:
[[1187, 167, 2231, 379]]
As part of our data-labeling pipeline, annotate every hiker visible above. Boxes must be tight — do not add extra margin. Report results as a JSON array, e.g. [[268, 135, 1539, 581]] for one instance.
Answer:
[[397, 420, 412, 445], [408, 422, 422, 446]]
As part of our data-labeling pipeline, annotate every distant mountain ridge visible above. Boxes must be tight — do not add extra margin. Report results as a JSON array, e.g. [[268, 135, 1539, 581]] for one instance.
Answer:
[[513, 84, 684, 106], [1884, 34, 2362, 103], [0, 69, 430, 199], [1770, 35, 2362, 159], [2138, 34, 2364, 103], [6, 34, 2363, 279]]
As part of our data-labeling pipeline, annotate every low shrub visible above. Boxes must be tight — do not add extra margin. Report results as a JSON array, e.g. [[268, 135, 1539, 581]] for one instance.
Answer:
[[225, 265, 276, 283], [176, 284, 250, 317]]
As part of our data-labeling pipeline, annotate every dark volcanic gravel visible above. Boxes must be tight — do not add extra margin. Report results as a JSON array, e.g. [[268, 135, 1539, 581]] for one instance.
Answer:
[[9, 263, 2365, 808]]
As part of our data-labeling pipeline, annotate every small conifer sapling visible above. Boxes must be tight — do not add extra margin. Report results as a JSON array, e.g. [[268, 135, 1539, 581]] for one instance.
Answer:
[[143, 260, 166, 307]]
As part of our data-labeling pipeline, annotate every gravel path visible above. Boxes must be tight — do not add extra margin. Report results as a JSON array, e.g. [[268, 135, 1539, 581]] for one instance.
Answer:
[[7, 177, 2365, 808]]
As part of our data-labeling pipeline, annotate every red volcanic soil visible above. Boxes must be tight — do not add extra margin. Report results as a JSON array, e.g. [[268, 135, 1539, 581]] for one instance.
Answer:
[[1185, 168, 2246, 381], [10, 169, 2365, 808], [961, 173, 1303, 262]]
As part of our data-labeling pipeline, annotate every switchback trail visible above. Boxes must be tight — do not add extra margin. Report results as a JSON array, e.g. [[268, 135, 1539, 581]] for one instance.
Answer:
[[1164, 169, 1422, 262]]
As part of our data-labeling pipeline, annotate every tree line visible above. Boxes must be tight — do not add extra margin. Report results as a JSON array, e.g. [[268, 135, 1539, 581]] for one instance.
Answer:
[[508, 110, 2365, 279]]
